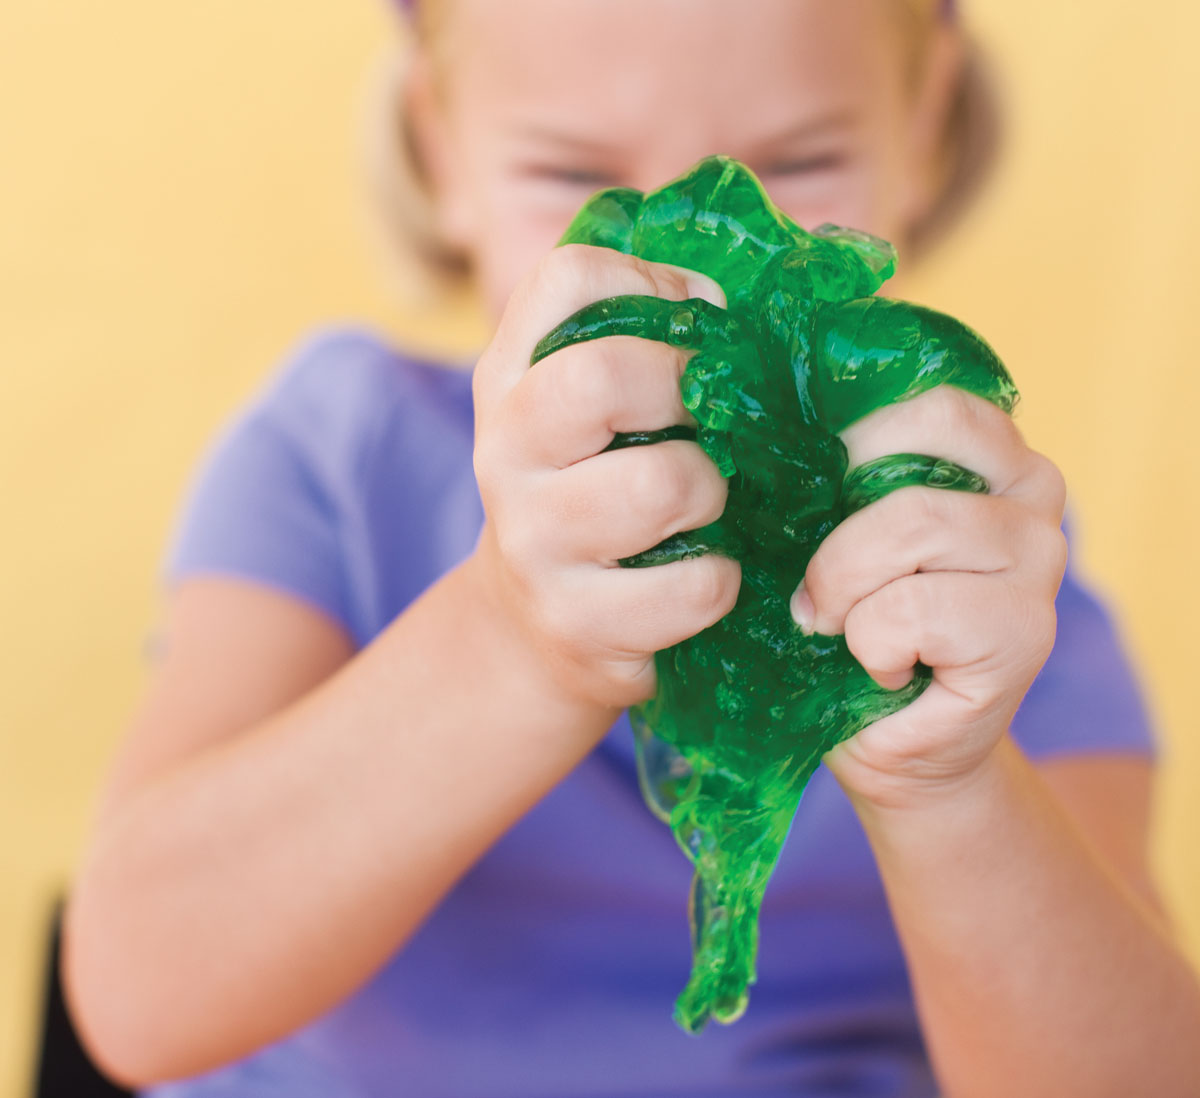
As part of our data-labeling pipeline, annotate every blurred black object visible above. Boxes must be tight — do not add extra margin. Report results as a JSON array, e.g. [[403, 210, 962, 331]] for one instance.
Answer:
[[32, 897, 134, 1098]]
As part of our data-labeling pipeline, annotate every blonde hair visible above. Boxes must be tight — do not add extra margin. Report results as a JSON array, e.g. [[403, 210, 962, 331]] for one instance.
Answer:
[[361, 25, 468, 302], [362, 3, 1003, 299]]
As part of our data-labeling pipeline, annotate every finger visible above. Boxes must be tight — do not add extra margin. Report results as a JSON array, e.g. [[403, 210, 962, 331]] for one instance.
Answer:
[[839, 386, 1065, 517], [581, 553, 742, 654], [500, 336, 695, 469], [842, 571, 1056, 704], [474, 246, 725, 418], [539, 440, 729, 562], [796, 489, 1066, 636]]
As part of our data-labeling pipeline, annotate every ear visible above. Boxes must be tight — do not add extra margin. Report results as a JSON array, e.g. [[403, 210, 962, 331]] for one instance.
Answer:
[[899, 23, 967, 231], [404, 49, 475, 250]]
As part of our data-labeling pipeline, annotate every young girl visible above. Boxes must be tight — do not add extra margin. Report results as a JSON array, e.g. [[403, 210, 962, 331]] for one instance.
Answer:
[[64, 1, 1200, 1095]]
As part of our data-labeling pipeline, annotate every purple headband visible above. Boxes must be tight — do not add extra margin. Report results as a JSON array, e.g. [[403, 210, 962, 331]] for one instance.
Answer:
[[395, 0, 955, 16]]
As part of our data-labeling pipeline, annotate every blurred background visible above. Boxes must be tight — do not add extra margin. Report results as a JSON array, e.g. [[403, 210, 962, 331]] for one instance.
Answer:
[[2, 1, 1198, 1091]]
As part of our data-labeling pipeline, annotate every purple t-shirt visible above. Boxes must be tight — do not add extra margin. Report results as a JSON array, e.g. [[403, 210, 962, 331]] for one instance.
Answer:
[[146, 328, 1154, 1098]]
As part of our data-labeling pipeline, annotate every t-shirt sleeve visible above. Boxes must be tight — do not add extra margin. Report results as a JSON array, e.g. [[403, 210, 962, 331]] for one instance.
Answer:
[[1011, 549, 1157, 761], [157, 331, 379, 641]]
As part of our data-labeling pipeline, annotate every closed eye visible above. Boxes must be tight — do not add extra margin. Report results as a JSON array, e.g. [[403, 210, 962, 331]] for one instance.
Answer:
[[523, 164, 622, 188], [759, 153, 847, 176]]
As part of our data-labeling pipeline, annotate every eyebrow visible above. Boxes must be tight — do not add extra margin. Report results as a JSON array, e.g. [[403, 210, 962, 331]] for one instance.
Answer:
[[513, 109, 860, 158], [748, 109, 861, 150], [509, 126, 625, 156]]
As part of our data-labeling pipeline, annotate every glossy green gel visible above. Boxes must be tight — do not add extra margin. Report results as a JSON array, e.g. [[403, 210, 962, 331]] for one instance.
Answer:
[[531, 157, 1017, 1033]]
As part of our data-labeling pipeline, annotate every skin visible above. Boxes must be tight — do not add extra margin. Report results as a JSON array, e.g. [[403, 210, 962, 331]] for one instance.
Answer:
[[63, 0, 1200, 1093]]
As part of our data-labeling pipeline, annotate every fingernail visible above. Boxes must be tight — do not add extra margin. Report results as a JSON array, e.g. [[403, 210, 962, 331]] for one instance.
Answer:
[[873, 668, 916, 692], [662, 264, 726, 309], [686, 272, 726, 309], [790, 583, 815, 634]]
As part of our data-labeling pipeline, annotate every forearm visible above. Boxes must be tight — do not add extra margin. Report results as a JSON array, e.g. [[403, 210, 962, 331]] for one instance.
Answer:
[[66, 559, 615, 1084], [845, 734, 1200, 1098]]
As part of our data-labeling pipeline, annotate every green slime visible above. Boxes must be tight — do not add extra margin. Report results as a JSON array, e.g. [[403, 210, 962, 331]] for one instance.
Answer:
[[530, 157, 1018, 1033]]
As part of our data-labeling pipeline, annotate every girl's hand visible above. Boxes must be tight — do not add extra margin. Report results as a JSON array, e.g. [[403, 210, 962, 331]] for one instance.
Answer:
[[794, 386, 1069, 809], [466, 245, 741, 712]]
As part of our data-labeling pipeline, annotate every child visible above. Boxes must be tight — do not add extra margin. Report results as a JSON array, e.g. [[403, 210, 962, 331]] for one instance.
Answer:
[[64, 1, 1200, 1095]]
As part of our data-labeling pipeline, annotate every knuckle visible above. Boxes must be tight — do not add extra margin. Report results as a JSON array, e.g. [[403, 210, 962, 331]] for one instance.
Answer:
[[544, 242, 591, 281], [931, 381, 970, 418], [802, 545, 836, 610], [1013, 505, 1067, 588], [628, 253, 688, 299], [626, 446, 691, 526], [842, 598, 905, 680], [1033, 603, 1058, 662], [522, 244, 592, 305], [493, 524, 535, 577], [472, 452, 499, 506], [841, 600, 873, 650], [472, 420, 521, 498], [527, 584, 579, 648], [530, 601, 568, 650], [1039, 522, 1069, 581], [692, 465, 730, 527], [918, 383, 972, 434], [1014, 593, 1058, 668], [546, 344, 619, 420], [470, 351, 489, 406], [554, 242, 593, 267], [1031, 599, 1058, 653], [472, 430, 500, 481], [992, 580, 1056, 672], [879, 575, 927, 631], [862, 487, 949, 566], [904, 485, 951, 537], [686, 555, 741, 624], [601, 657, 658, 708], [927, 384, 1013, 444], [1029, 450, 1068, 515], [952, 383, 999, 428]]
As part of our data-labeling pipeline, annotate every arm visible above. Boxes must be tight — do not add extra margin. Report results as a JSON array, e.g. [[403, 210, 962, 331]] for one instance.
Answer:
[[65, 567, 614, 1087], [850, 745, 1200, 1098], [66, 246, 736, 1087], [798, 386, 1200, 1097]]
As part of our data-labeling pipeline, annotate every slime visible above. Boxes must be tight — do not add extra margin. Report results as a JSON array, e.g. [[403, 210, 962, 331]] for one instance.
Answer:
[[530, 157, 1017, 1033]]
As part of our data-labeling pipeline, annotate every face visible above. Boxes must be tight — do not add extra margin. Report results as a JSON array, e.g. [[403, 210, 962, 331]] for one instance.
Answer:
[[414, 0, 956, 321]]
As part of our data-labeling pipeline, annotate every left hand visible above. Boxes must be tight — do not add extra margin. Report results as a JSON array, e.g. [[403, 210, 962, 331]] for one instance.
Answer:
[[790, 385, 1068, 810]]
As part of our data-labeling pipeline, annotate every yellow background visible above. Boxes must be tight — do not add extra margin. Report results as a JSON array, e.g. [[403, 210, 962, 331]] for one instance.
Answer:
[[2, 1, 1197, 1091]]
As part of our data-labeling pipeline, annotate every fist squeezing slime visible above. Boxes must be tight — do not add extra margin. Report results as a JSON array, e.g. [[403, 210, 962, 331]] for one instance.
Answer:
[[531, 157, 1017, 1033]]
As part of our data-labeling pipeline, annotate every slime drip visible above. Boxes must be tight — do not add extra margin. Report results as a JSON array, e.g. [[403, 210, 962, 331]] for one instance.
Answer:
[[530, 157, 1017, 1033]]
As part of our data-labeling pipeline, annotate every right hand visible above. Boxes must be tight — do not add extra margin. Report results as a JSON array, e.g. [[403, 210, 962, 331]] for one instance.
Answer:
[[466, 244, 742, 711]]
